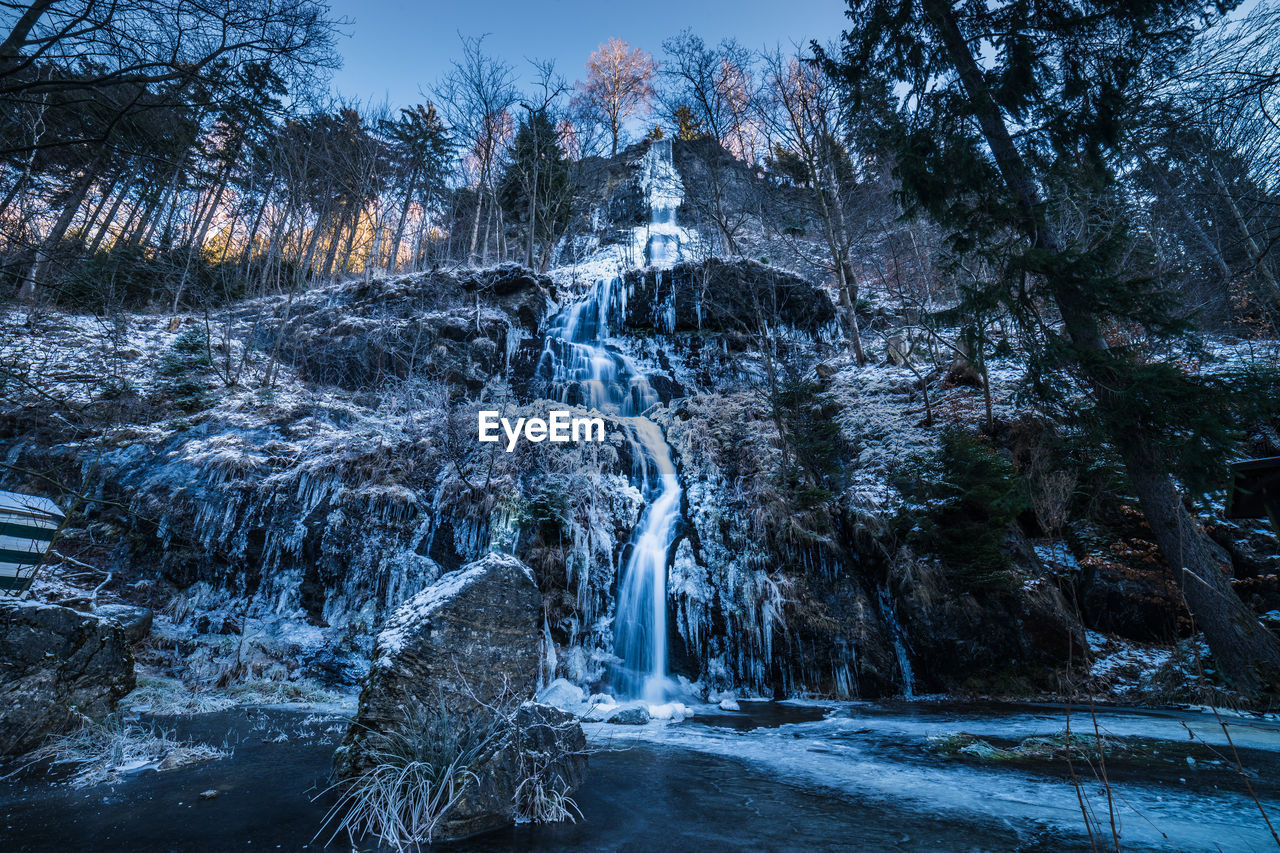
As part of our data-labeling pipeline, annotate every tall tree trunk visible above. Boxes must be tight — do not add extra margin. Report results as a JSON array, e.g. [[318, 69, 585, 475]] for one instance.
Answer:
[[1209, 158, 1280, 313], [924, 0, 1280, 697], [809, 147, 866, 366], [173, 156, 233, 311], [526, 155, 539, 269], [87, 171, 136, 254], [468, 185, 484, 266], [1137, 149, 1231, 280], [338, 203, 360, 275], [239, 182, 273, 267], [387, 167, 418, 272], [18, 148, 103, 300], [319, 206, 344, 280], [78, 174, 118, 241]]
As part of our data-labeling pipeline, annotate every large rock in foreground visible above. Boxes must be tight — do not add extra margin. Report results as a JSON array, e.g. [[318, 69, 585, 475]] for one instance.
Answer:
[[341, 551, 543, 753], [334, 553, 586, 841], [0, 600, 136, 755]]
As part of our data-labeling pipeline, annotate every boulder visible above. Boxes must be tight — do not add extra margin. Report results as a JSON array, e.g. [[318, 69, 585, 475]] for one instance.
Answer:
[[440, 702, 587, 839], [606, 706, 650, 725], [334, 553, 586, 841], [0, 600, 136, 755], [92, 603, 153, 645], [341, 552, 543, 754]]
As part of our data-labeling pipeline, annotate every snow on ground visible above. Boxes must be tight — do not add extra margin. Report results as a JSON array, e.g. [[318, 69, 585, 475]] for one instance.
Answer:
[[1085, 630, 1180, 699], [826, 354, 1029, 512]]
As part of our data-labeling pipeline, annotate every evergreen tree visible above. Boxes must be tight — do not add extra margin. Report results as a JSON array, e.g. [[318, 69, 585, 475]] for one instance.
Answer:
[[498, 108, 573, 270], [825, 0, 1280, 697], [381, 104, 452, 271], [673, 104, 705, 141]]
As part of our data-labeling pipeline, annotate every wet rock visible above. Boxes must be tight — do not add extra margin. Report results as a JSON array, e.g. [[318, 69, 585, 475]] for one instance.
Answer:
[[894, 553, 1084, 693], [622, 259, 835, 337], [92, 604, 153, 645], [340, 552, 542, 749], [606, 706, 650, 725], [443, 701, 587, 839], [335, 553, 586, 840], [0, 600, 135, 755]]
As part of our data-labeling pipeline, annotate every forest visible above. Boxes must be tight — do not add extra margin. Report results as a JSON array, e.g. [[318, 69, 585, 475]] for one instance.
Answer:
[[1, 0, 1280, 850]]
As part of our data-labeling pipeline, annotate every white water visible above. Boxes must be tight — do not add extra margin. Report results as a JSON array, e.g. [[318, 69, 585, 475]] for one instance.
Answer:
[[537, 140, 688, 701]]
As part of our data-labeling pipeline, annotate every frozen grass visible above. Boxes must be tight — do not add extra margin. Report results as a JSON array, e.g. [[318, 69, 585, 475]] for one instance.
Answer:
[[317, 704, 507, 852], [514, 773, 582, 824], [122, 673, 348, 715], [121, 675, 237, 715], [25, 715, 228, 787], [223, 678, 347, 707]]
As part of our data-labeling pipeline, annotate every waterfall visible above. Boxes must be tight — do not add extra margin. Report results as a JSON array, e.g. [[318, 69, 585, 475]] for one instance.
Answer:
[[878, 586, 916, 700], [537, 140, 686, 701]]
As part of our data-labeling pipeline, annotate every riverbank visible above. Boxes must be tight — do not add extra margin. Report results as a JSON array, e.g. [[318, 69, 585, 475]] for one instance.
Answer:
[[2, 700, 1276, 851]]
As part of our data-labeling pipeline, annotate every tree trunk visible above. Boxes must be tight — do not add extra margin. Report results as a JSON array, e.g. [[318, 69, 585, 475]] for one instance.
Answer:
[[1138, 149, 1231, 281], [469, 187, 483, 266], [387, 167, 418, 272], [18, 148, 103, 300], [1209, 158, 1280, 313], [174, 155, 233, 311], [924, 0, 1280, 697], [338, 203, 360, 276], [1122, 440, 1280, 694], [87, 171, 136, 254], [0, 0, 57, 60]]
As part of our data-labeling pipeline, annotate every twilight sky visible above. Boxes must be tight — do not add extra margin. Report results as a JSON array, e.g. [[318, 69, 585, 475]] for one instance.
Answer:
[[323, 0, 854, 109]]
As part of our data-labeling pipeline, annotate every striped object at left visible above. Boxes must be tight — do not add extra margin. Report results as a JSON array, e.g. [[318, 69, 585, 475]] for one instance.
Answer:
[[0, 491, 63, 593]]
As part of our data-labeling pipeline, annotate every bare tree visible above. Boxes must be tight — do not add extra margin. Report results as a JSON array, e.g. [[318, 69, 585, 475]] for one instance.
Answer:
[[434, 34, 517, 267], [573, 38, 657, 157], [759, 47, 869, 364]]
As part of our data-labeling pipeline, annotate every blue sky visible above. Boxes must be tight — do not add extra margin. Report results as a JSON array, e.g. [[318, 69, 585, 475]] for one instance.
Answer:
[[324, 0, 854, 109]]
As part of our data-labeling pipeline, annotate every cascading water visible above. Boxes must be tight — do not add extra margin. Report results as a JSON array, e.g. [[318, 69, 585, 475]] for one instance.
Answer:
[[537, 139, 688, 701], [878, 586, 916, 700]]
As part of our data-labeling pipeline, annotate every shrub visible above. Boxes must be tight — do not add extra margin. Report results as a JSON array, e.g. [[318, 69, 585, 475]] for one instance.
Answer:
[[158, 325, 214, 412], [897, 428, 1029, 590]]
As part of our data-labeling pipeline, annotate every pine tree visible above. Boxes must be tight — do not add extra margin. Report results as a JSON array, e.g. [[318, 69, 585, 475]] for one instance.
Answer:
[[498, 108, 573, 270], [825, 0, 1280, 697], [673, 105, 705, 141]]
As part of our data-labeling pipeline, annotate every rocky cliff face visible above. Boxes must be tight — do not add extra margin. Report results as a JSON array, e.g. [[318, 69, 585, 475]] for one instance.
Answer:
[[2, 138, 1269, 710]]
